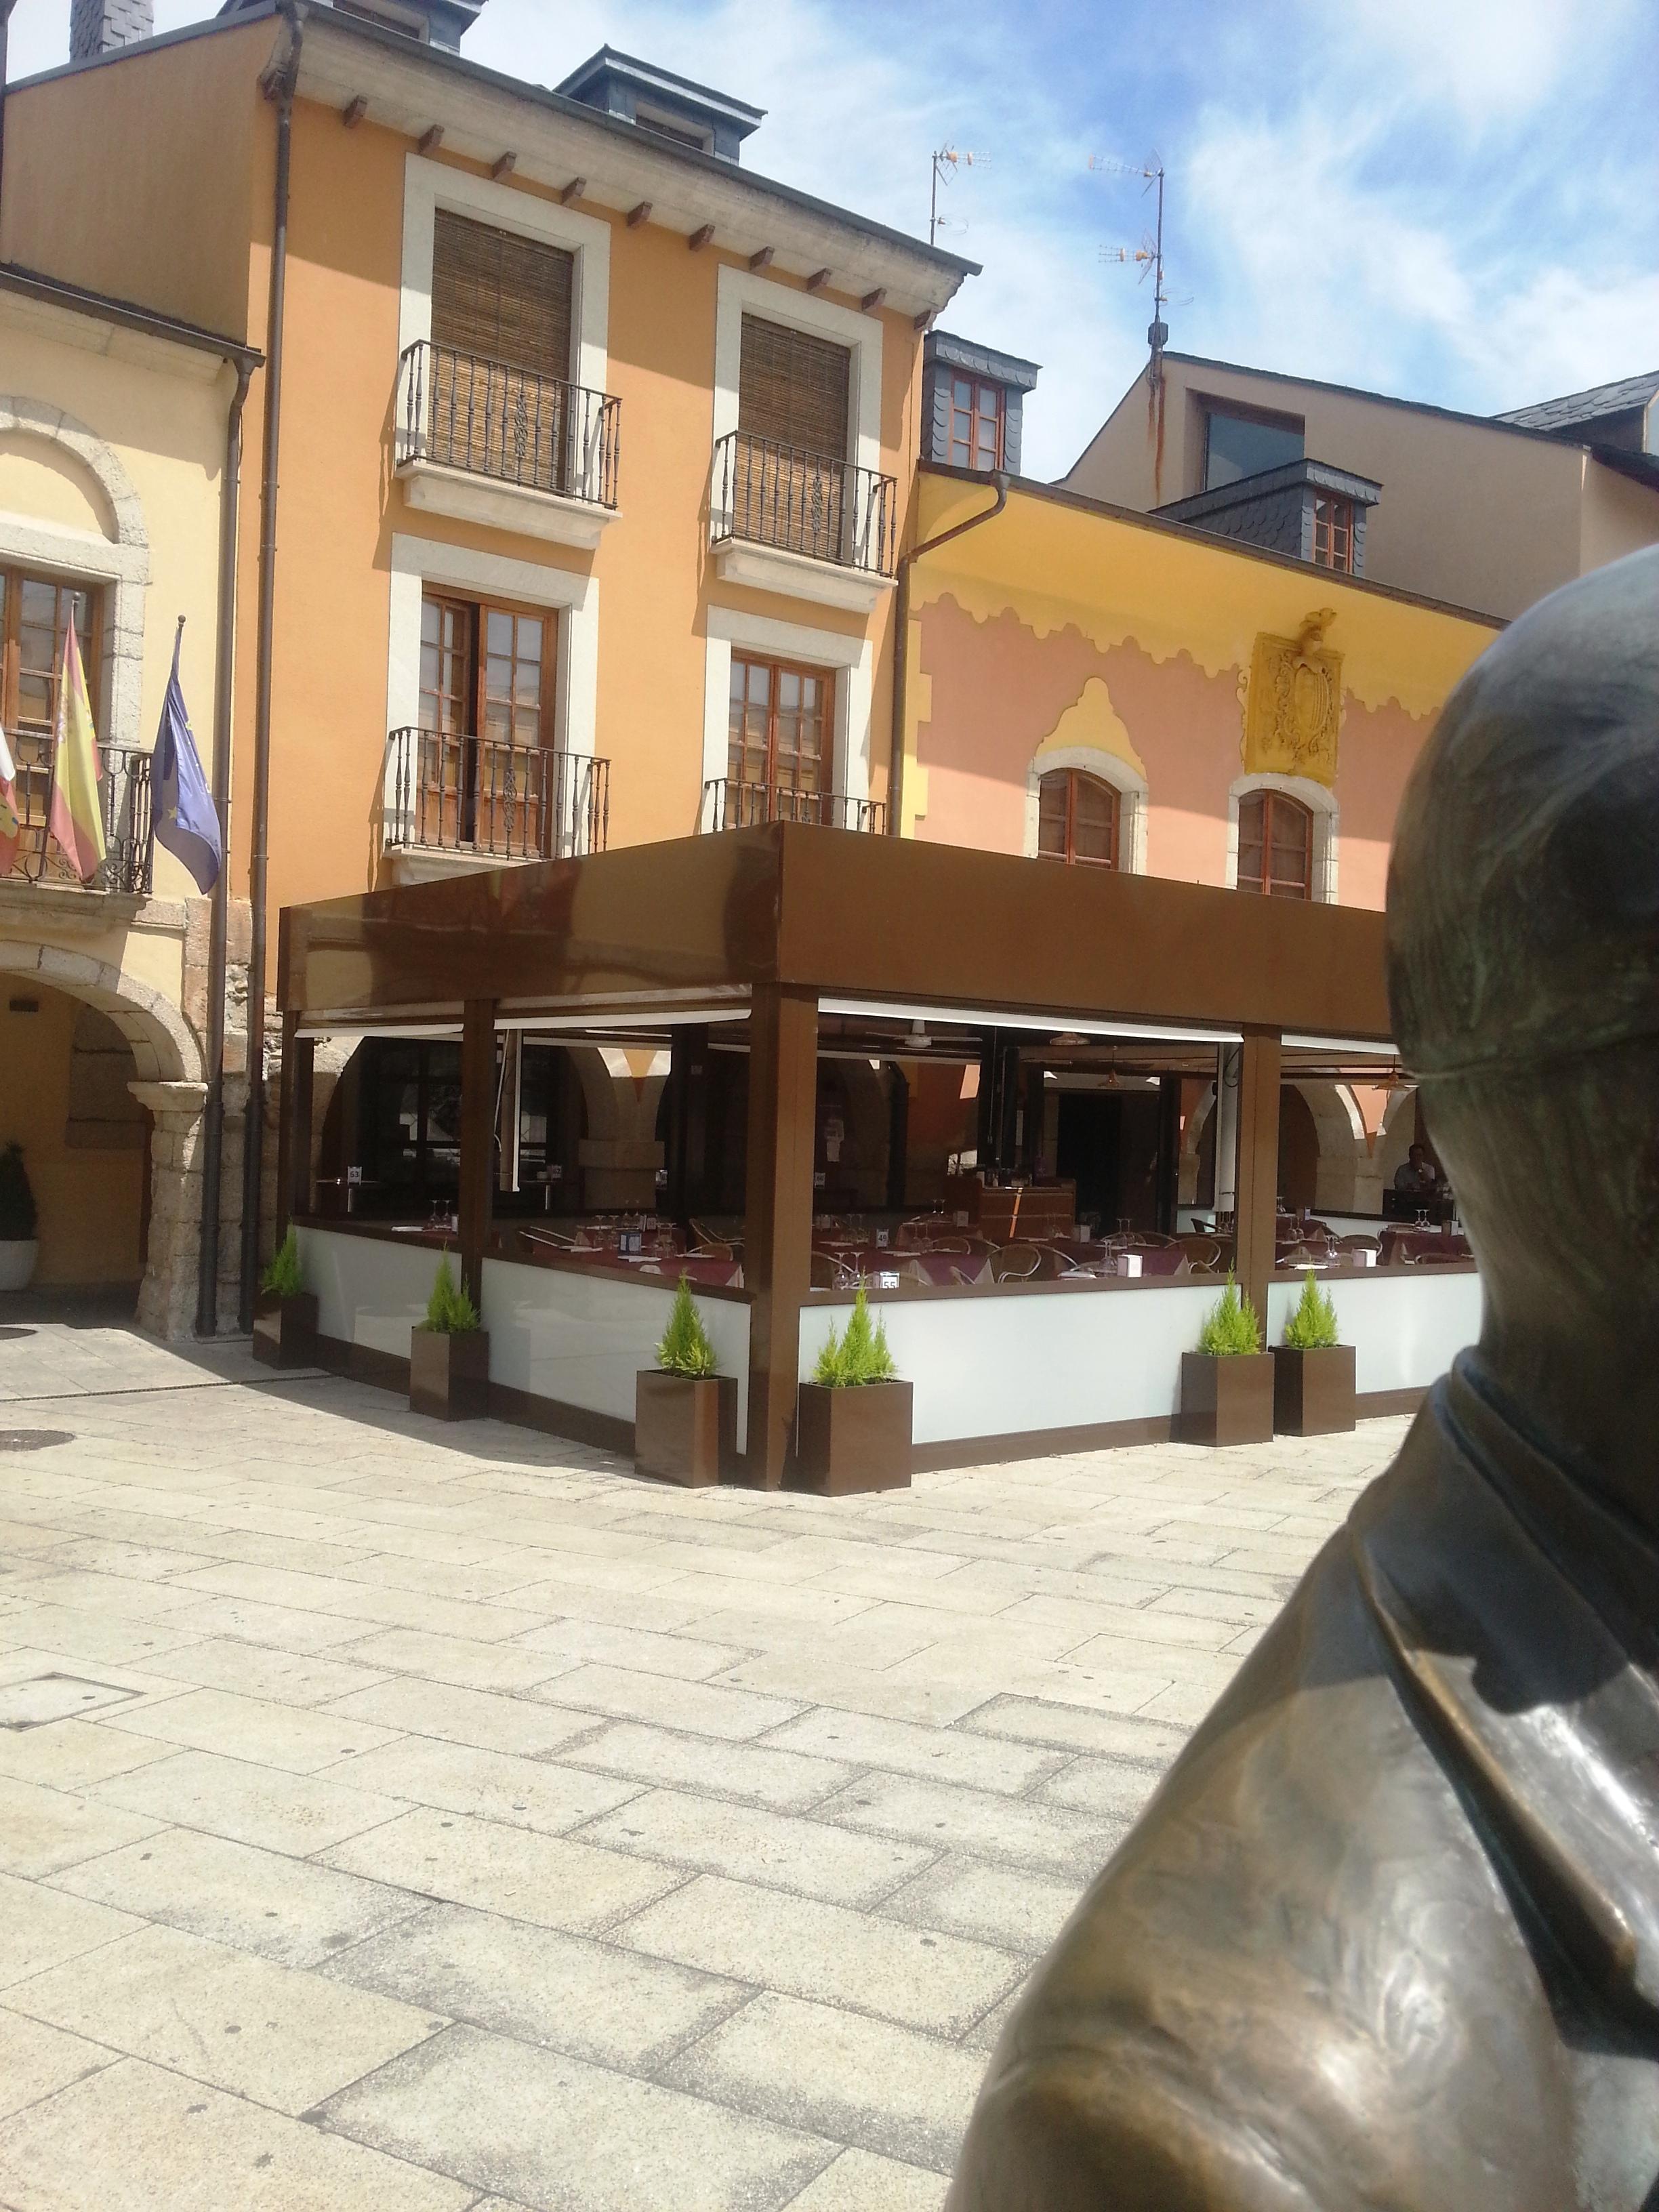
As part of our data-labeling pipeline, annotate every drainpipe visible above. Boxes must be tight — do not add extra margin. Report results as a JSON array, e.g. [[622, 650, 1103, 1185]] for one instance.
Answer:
[[0, 0, 18, 244], [195, 354, 254, 1337], [888, 469, 1008, 838], [239, 0, 301, 1332]]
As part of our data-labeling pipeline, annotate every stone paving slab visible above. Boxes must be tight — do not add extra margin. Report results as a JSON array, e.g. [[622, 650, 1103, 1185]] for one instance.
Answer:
[[0, 1319, 1398, 2207]]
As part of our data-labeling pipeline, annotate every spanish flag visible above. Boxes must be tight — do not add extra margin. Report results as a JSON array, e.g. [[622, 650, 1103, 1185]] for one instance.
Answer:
[[47, 617, 105, 884]]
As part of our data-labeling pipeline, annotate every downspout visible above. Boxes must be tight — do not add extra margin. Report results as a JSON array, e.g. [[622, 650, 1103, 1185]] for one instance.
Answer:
[[195, 354, 254, 1336], [0, 0, 18, 242], [239, 0, 301, 1332], [888, 469, 1008, 837]]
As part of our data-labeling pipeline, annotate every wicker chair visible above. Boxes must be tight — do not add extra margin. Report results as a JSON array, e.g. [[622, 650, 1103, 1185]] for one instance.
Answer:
[[991, 1242, 1044, 1282]]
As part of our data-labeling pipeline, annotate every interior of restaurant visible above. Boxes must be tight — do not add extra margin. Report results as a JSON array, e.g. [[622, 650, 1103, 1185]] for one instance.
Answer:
[[309, 1006, 1469, 1290]]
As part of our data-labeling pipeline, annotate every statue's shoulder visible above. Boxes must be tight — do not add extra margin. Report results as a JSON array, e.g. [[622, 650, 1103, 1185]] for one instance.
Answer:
[[951, 1445, 1580, 2210]]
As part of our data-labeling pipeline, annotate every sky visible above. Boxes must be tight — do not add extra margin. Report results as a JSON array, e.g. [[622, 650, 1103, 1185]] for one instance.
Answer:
[[9, 0, 1658, 476]]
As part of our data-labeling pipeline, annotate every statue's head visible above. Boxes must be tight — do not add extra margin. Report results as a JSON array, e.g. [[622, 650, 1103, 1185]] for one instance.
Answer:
[[1387, 546, 1659, 1359]]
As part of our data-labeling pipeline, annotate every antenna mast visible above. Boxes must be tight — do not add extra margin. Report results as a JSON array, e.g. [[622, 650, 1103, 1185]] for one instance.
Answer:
[[1094, 152, 1172, 496], [930, 144, 984, 247]]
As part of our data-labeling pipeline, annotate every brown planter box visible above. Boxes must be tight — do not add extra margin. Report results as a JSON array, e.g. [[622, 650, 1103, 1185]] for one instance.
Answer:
[[1176, 1351, 1274, 1446], [634, 1370, 737, 1488], [1273, 1344, 1357, 1436], [251, 1290, 318, 1370], [792, 1380, 913, 1496], [409, 1326, 490, 1421]]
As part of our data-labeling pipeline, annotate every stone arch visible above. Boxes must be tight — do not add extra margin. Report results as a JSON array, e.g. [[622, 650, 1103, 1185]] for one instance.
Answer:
[[0, 941, 199, 1084], [1286, 1078, 1374, 1211], [0, 394, 152, 750]]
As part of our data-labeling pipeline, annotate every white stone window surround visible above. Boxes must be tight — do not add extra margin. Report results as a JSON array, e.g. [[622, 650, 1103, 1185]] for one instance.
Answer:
[[398, 153, 612, 392], [0, 395, 152, 755], [396, 157, 615, 538], [701, 606, 874, 825], [384, 533, 599, 839], [1225, 771, 1339, 904], [1023, 747, 1149, 874]]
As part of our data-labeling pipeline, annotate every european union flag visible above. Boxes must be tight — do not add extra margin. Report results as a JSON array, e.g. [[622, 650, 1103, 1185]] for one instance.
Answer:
[[153, 622, 222, 894]]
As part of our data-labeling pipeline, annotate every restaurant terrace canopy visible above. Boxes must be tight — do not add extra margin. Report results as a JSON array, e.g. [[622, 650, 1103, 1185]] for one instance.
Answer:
[[276, 825, 1465, 1481]]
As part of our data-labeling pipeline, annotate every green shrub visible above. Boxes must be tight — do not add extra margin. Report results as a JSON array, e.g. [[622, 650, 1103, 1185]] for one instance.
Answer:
[[813, 1282, 899, 1388], [655, 1276, 720, 1378], [0, 1143, 37, 1242], [425, 1254, 480, 1334], [1197, 1271, 1262, 1357], [260, 1225, 303, 1300], [1283, 1269, 1341, 1350]]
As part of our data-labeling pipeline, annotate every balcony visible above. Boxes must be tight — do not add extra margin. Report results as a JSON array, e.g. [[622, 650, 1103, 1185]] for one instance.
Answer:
[[2, 737, 152, 897], [394, 340, 621, 550], [701, 777, 886, 836], [383, 726, 609, 882], [710, 430, 898, 613]]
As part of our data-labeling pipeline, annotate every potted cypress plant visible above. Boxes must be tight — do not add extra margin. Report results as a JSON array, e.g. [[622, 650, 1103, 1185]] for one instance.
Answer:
[[635, 1276, 736, 1487], [793, 1282, 912, 1495], [251, 1225, 319, 1368], [1273, 1269, 1356, 1435], [0, 1143, 39, 1293], [409, 1254, 489, 1420], [1176, 1271, 1273, 1446]]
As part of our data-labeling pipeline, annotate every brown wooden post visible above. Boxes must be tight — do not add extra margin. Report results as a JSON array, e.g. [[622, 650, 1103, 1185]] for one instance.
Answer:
[[457, 997, 497, 1310], [287, 1028, 315, 1231], [1233, 1026, 1282, 1336], [274, 1010, 307, 1237], [744, 984, 818, 1488]]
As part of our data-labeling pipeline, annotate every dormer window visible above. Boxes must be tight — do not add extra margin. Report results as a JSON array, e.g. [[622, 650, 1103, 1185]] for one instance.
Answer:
[[555, 47, 764, 164], [945, 375, 1004, 470], [922, 331, 1040, 476]]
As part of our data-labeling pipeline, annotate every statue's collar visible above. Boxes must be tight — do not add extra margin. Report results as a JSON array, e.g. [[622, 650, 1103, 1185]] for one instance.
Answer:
[[1354, 1364, 1659, 2028]]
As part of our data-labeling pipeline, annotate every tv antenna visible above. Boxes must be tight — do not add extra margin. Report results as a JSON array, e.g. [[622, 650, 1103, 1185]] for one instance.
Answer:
[[1091, 152, 1172, 496], [1092, 153, 1169, 380], [930, 145, 986, 247]]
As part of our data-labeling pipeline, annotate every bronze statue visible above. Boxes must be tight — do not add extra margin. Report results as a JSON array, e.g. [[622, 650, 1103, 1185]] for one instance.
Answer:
[[947, 545, 1659, 2211]]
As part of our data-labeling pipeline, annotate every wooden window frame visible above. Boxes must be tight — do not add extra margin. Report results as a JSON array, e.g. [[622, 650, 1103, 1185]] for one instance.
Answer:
[[1037, 767, 1120, 869], [1311, 492, 1356, 573], [417, 588, 556, 750], [943, 372, 1006, 470], [1236, 787, 1314, 900], [726, 650, 836, 796], [0, 562, 102, 739]]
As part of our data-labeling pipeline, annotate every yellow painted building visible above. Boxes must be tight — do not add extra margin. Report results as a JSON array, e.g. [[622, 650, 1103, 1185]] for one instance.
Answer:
[[0, 262, 254, 1328], [900, 463, 1503, 1213]]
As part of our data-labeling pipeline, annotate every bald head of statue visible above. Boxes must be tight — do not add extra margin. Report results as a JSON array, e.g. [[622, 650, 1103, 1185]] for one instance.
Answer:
[[1387, 544, 1659, 1496]]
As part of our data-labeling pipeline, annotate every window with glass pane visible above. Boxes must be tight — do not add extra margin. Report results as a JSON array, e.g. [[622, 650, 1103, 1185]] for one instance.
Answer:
[[0, 567, 98, 739], [727, 653, 832, 819], [1038, 769, 1119, 867], [1237, 790, 1313, 898], [944, 373, 1004, 470], [482, 608, 546, 747], [1311, 493, 1355, 572], [419, 595, 470, 735], [1202, 405, 1303, 491]]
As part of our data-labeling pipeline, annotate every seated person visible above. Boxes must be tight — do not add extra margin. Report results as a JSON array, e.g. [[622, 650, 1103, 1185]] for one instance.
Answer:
[[1392, 1139, 1441, 1194]]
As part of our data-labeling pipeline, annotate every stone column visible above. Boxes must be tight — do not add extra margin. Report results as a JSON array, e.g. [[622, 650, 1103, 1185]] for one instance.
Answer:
[[129, 1080, 209, 1343]]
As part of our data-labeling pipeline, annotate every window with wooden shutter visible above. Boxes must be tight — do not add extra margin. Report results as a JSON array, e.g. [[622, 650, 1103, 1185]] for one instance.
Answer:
[[1237, 790, 1313, 898], [1037, 769, 1119, 867], [738, 316, 851, 459], [432, 211, 573, 378], [428, 213, 576, 491]]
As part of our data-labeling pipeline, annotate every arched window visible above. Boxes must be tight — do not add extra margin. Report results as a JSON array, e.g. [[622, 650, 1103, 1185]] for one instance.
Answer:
[[1038, 769, 1120, 867], [1237, 789, 1313, 898]]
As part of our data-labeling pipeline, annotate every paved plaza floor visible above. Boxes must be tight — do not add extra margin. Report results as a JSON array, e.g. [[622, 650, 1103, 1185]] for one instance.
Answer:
[[0, 1321, 1404, 2209]]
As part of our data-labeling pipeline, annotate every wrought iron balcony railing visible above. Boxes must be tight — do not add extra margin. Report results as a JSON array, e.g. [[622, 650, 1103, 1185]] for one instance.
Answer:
[[384, 726, 610, 863], [701, 777, 886, 836], [3, 736, 153, 895], [711, 430, 897, 576], [396, 340, 621, 509]]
